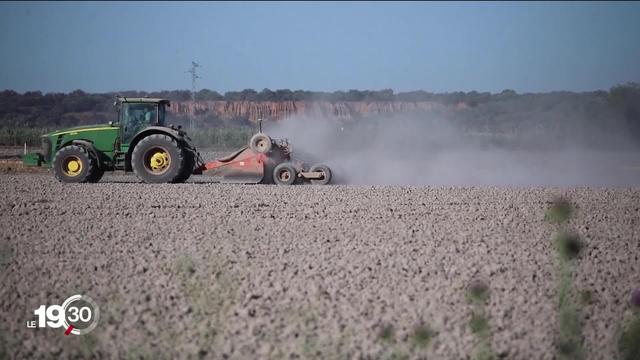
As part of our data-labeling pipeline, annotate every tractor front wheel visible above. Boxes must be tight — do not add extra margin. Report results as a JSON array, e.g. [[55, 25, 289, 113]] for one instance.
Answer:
[[87, 166, 105, 183], [131, 134, 186, 183], [52, 145, 101, 183]]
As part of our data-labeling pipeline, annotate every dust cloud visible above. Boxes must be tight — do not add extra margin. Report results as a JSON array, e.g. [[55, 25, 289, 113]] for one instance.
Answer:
[[264, 113, 640, 187]]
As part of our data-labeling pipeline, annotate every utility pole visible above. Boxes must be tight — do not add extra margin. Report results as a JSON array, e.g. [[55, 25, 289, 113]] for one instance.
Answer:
[[186, 61, 201, 131]]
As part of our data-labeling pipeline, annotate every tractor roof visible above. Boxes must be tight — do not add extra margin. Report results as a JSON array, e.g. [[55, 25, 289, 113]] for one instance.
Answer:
[[117, 96, 170, 104]]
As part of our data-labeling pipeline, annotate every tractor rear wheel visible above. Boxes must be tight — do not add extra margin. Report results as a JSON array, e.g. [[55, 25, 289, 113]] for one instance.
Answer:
[[174, 148, 195, 183], [52, 145, 101, 183], [273, 162, 297, 186], [131, 134, 186, 183]]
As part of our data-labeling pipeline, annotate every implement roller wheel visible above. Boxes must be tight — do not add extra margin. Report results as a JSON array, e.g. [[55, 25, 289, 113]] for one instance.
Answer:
[[249, 133, 272, 154], [273, 162, 297, 186], [309, 164, 332, 185]]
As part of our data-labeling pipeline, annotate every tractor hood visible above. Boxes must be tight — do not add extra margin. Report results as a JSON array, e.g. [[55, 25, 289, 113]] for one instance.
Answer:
[[45, 124, 118, 137]]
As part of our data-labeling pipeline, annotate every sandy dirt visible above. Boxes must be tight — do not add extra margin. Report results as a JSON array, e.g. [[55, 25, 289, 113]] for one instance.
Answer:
[[0, 173, 638, 359]]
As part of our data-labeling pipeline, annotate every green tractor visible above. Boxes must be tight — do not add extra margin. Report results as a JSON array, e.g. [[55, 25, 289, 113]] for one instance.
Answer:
[[23, 96, 199, 183]]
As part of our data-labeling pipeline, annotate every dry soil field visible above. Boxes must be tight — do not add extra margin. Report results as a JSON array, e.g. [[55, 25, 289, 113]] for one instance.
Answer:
[[0, 173, 639, 359]]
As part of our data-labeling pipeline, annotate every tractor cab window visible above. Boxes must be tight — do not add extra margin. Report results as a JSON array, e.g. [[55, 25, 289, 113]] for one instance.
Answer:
[[121, 103, 160, 143]]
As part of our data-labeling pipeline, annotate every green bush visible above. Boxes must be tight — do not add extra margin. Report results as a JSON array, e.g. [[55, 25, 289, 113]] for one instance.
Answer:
[[0, 127, 54, 146]]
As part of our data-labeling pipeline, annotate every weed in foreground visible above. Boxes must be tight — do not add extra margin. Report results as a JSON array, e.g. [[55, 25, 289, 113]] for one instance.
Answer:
[[556, 305, 583, 360], [175, 255, 196, 277], [619, 315, 640, 360], [378, 323, 396, 344], [554, 231, 583, 260], [545, 197, 574, 225], [467, 278, 495, 360], [618, 290, 640, 360], [548, 197, 584, 360], [469, 313, 490, 335], [467, 278, 491, 304], [579, 290, 594, 306], [410, 323, 434, 349]]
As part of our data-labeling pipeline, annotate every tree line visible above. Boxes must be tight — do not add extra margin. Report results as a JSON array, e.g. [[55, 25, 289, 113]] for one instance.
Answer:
[[0, 87, 518, 128], [0, 83, 639, 148], [0, 87, 512, 107]]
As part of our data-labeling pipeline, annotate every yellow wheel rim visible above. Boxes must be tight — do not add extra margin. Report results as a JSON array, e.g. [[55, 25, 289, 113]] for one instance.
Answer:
[[149, 150, 170, 172], [63, 156, 83, 177]]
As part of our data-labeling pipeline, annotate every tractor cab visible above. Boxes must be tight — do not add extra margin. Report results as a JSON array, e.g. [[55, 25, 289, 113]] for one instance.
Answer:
[[115, 97, 170, 144]]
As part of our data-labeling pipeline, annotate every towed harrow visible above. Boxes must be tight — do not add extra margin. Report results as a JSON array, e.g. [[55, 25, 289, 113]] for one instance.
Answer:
[[195, 129, 332, 186]]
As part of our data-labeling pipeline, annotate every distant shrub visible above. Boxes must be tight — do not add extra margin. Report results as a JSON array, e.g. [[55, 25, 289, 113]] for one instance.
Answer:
[[0, 127, 55, 146]]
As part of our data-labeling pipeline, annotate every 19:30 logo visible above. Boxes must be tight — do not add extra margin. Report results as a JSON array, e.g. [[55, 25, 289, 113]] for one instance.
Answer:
[[27, 295, 100, 336]]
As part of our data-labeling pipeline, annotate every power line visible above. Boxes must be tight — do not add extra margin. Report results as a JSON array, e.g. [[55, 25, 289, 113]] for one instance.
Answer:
[[186, 61, 201, 131]]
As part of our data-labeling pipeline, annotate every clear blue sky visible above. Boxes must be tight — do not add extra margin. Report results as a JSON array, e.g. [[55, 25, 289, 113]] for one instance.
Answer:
[[1, 1, 639, 94]]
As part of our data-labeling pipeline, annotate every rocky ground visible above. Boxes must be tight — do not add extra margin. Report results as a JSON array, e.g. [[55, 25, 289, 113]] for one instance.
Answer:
[[0, 173, 638, 359]]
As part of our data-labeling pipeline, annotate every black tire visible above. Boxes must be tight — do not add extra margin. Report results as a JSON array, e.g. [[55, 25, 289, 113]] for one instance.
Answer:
[[52, 145, 100, 183], [131, 134, 186, 183], [309, 164, 332, 185], [86, 151, 104, 183], [87, 167, 105, 183], [249, 133, 272, 153], [174, 148, 195, 183], [273, 162, 297, 186]]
